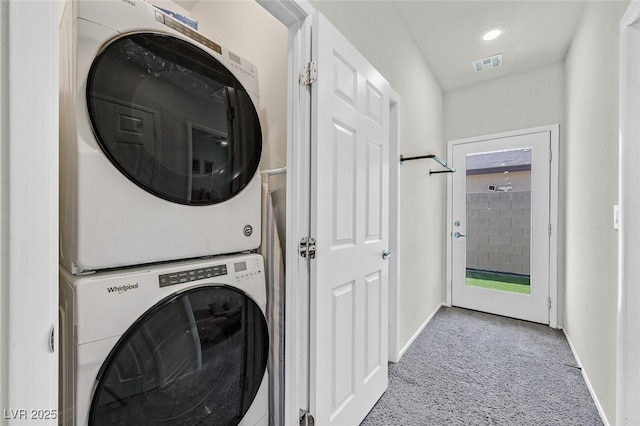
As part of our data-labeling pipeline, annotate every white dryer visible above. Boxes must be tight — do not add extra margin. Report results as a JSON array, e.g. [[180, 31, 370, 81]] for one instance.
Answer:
[[59, 253, 269, 425], [60, 0, 263, 274]]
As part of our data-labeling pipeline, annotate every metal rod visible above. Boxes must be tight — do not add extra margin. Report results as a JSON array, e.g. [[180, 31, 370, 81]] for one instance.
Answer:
[[399, 154, 435, 164], [431, 156, 449, 169], [400, 153, 456, 175], [260, 167, 287, 178], [429, 169, 455, 175]]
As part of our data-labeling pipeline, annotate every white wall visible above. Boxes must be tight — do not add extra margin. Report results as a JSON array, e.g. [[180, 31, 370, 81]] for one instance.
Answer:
[[309, 1, 445, 350], [563, 2, 628, 423], [444, 62, 565, 142], [444, 61, 564, 321]]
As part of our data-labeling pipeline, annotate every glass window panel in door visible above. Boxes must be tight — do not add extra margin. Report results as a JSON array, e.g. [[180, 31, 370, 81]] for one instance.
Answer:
[[465, 148, 532, 295]]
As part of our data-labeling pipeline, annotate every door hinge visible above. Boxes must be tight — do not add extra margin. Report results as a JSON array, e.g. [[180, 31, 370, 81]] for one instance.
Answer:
[[548, 297, 552, 310], [299, 409, 315, 426], [299, 61, 317, 86], [299, 237, 316, 259], [548, 223, 552, 236]]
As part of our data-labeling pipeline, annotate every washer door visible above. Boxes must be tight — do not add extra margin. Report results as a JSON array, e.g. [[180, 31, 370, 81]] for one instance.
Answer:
[[86, 33, 262, 205], [89, 286, 269, 425]]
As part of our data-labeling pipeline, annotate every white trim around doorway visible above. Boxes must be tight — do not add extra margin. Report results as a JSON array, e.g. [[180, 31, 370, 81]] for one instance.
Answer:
[[388, 88, 401, 363], [618, 2, 640, 423]]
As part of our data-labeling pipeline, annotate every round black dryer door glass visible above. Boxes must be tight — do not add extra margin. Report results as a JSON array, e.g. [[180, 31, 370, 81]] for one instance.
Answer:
[[87, 33, 262, 205], [89, 286, 269, 426]]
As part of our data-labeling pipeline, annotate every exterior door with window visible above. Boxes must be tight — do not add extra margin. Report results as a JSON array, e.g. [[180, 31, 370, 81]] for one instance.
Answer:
[[450, 130, 553, 324]]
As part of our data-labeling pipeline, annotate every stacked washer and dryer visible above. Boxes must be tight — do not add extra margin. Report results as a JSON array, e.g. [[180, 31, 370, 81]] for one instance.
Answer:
[[59, 1, 269, 424]]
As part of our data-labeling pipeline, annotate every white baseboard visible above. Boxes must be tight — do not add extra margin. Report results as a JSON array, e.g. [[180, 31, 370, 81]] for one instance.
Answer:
[[398, 303, 444, 360], [562, 328, 610, 426]]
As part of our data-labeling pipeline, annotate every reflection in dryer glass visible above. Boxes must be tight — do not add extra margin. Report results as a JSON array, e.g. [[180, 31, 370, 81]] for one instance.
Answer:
[[90, 286, 268, 425], [87, 33, 262, 205]]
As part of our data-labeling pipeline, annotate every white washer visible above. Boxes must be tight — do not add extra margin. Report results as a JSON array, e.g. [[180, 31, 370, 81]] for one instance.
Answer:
[[59, 253, 269, 425], [60, 1, 263, 274]]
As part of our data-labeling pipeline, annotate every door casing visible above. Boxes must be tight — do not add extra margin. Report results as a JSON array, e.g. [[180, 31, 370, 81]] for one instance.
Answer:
[[618, 2, 640, 423]]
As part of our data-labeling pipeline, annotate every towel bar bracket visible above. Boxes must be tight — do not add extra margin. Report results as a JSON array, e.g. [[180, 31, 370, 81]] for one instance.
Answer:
[[399, 154, 456, 175]]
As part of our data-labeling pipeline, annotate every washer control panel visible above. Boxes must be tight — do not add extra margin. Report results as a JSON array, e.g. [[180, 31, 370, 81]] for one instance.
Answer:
[[233, 256, 263, 284], [159, 264, 227, 287]]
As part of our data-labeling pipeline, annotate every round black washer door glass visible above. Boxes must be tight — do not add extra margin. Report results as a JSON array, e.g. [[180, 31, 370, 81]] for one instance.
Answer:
[[89, 286, 269, 426], [87, 33, 262, 205]]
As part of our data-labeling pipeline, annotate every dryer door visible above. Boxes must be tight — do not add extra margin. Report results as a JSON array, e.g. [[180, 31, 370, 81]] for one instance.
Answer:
[[86, 33, 262, 205], [89, 286, 269, 425]]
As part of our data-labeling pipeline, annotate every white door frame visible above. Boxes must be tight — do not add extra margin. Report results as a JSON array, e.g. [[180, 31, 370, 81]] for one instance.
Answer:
[[388, 89, 401, 363], [618, 2, 640, 423], [256, 2, 312, 425], [258, 1, 400, 423], [1, 0, 59, 419], [445, 125, 559, 328], [256, 2, 314, 424]]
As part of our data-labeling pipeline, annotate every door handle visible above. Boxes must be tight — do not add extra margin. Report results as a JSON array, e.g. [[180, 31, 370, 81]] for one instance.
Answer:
[[382, 250, 393, 260], [454, 232, 466, 238]]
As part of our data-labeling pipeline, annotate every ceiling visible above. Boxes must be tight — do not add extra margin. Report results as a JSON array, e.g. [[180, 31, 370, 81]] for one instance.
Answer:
[[175, 0, 588, 92], [391, 1, 586, 91]]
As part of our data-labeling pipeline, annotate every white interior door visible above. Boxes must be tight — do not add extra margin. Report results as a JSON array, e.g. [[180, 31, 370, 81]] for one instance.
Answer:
[[450, 131, 551, 324], [309, 12, 390, 426]]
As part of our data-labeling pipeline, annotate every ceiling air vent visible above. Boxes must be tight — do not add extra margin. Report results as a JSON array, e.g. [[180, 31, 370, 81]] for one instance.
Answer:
[[473, 53, 503, 72]]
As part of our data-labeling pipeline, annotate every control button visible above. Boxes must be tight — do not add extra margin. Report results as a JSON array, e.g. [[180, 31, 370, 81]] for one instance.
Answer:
[[154, 11, 165, 24]]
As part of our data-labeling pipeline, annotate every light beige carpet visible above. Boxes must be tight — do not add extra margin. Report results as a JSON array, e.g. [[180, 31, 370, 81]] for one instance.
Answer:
[[361, 306, 602, 425]]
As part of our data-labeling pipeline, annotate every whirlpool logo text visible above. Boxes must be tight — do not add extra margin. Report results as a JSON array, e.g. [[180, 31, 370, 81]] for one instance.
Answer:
[[107, 283, 139, 295]]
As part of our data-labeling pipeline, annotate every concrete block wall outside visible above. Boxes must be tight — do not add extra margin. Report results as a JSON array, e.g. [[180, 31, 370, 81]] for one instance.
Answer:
[[465, 191, 531, 275]]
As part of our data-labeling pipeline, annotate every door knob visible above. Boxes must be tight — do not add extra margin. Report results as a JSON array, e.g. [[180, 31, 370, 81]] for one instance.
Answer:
[[382, 250, 393, 260], [454, 232, 466, 238]]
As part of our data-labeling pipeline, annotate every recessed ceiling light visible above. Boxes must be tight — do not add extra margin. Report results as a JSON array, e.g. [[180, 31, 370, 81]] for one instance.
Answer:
[[483, 28, 502, 41]]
